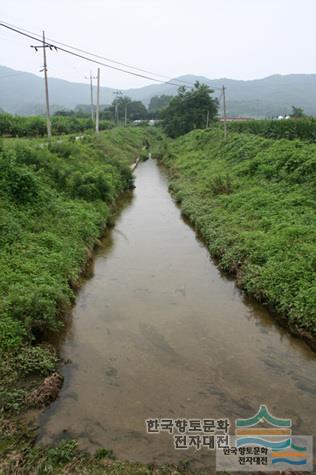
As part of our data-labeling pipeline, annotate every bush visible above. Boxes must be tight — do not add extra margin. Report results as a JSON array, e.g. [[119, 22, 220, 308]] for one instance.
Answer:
[[210, 174, 233, 195], [0, 159, 42, 203], [0, 128, 152, 352], [14, 346, 57, 376], [0, 317, 26, 351], [162, 129, 316, 335]]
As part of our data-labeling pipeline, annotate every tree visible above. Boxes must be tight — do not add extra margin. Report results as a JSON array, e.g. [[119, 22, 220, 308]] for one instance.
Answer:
[[160, 82, 218, 137], [290, 106, 305, 118], [128, 101, 148, 120], [148, 95, 172, 115], [100, 107, 113, 121], [109, 96, 148, 122]]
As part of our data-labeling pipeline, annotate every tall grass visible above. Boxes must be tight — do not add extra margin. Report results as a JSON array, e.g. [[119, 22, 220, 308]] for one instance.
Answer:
[[162, 129, 316, 339], [226, 118, 316, 142]]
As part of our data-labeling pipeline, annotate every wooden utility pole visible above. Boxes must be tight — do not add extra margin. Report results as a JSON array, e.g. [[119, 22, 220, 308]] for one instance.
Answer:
[[115, 103, 119, 124], [206, 110, 210, 129], [42, 31, 51, 138], [124, 104, 127, 126], [95, 67, 100, 133], [222, 85, 227, 140], [31, 31, 57, 138], [113, 90, 123, 124], [90, 73, 94, 121], [85, 72, 96, 121]]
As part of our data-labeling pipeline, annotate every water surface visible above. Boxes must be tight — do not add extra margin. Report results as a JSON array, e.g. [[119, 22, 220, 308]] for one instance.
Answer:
[[39, 159, 316, 472]]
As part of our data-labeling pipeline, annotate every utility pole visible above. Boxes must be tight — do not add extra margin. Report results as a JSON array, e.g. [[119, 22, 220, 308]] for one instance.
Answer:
[[85, 72, 97, 121], [42, 31, 51, 138], [222, 85, 227, 140], [95, 67, 100, 133], [124, 103, 127, 127], [206, 110, 210, 129], [115, 102, 118, 124], [113, 90, 123, 125], [31, 31, 56, 138]]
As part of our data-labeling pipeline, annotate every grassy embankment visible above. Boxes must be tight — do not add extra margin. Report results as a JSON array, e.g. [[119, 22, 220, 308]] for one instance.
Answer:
[[160, 128, 316, 344], [0, 127, 185, 474]]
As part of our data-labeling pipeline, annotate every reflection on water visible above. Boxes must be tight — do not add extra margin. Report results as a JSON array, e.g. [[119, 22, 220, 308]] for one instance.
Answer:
[[38, 159, 316, 473]]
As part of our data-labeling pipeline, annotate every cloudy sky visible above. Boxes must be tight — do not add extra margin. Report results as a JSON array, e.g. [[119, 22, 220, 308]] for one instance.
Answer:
[[0, 0, 315, 89]]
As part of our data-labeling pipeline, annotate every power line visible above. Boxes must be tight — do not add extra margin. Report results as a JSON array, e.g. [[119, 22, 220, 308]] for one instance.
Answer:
[[10, 22, 195, 87], [0, 21, 195, 88]]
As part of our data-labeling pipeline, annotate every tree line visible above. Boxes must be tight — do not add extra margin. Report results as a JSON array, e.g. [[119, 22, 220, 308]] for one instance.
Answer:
[[0, 83, 219, 138], [1, 82, 311, 139]]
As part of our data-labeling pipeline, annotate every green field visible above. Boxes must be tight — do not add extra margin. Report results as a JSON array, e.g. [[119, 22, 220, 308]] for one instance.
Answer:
[[161, 128, 316, 341], [226, 117, 316, 142]]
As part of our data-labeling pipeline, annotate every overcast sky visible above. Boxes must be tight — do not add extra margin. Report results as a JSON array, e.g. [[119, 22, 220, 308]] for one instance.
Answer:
[[1, 0, 315, 89]]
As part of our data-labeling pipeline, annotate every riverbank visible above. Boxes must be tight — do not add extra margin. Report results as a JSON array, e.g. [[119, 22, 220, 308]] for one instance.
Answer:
[[35, 157, 316, 475], [2, 127, 315, 474], [160, 128, 316, 348], [0, 127, 179, 474]]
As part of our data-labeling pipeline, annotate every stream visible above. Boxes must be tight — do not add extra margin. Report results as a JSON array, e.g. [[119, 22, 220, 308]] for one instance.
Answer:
[[38, 158, 316, 473]]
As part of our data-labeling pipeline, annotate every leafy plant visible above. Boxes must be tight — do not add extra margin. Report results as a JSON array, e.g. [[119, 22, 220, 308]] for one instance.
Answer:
[[163, 128, 316, 336], [95, 448, 116, 460], [210, 174, 233, 195], [14, 346, 57, 376]]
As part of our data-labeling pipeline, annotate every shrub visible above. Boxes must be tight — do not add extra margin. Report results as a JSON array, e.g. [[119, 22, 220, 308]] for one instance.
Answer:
[[162, 128, 316, 335], [14, 346, 57, 376], [0, 316, 26, 351], [210, 174, 233, 195]]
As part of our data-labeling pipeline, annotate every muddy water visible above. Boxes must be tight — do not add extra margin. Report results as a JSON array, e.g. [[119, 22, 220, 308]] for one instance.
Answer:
[[38, 158, 316, 472]]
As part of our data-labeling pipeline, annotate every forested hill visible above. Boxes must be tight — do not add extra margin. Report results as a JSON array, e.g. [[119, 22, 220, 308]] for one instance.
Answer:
[[1, 65, 315, 117]]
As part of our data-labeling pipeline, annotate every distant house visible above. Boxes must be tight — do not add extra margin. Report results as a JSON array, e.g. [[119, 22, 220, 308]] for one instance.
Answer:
[[271, 115, 291, 120], [132, 119, 145, 124]]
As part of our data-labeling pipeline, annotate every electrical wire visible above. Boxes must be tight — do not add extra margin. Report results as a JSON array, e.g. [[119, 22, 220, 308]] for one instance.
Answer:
[[0, 21, 195, 88]]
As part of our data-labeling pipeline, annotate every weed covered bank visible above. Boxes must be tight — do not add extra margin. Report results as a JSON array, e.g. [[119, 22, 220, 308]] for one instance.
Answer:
[[161, 129, 316, 345], [0, 127, 173, 474]]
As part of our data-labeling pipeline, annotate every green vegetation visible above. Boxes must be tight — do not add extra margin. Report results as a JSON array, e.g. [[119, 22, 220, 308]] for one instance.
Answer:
[[290, 106, 305, 118], [226, 118, 316, 142], [0, 127, 164, 474], [160, 83, 218, 138], [0, 113, 113, 137], [0, 435, 187, 474], [148, 95, 172, 116], [0, 129, 148, 350], [161, 129, 316, 341], [107, 96, 149, 121]]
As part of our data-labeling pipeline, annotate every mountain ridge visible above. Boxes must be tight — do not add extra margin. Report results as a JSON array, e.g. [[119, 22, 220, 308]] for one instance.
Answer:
[[1, 65, 315, 117]]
